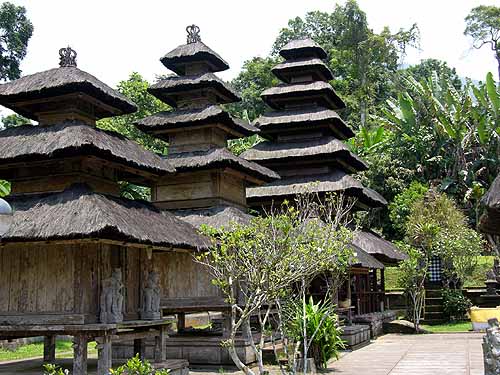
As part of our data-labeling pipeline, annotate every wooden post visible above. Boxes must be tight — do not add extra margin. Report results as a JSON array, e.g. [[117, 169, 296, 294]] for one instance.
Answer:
[[134, 338, 146, 360], [177, 313, 186, 332], [381, 268, 386, 311], [96, 333, 112, 375], [72, 334, 88, 375], [43, 335, 56, 363], [154, 325, 167, 363]]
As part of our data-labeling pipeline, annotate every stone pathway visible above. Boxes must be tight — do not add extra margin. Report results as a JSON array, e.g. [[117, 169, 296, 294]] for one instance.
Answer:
[[0, 333, 484, 374], [329, 333, 484, 375]]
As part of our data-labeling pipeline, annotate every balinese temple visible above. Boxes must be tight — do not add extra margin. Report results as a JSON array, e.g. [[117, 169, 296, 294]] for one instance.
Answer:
[[479, 174, 500, 236], [0, 47, 209, 374], [135, 26, 279, 365], [241, 39, 405, 342]]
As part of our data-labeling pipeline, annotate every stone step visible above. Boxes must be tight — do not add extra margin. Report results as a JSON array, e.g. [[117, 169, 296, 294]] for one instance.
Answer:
[[425, 289, 443, 298], [425, 297, 443, 304], [425, 305, 444, 312]]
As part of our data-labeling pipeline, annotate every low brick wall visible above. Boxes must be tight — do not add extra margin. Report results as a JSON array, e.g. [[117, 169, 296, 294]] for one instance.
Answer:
[[352, 310, 397, 338]]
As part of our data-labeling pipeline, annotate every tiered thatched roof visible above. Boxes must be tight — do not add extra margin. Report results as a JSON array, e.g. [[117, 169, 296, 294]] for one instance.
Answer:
[[479, 174, 500, 235], [175, 205, 253, 229], [0, 121, 175, 176], [350, 245, 385, 269], [243, 38, 386, 209], [1, 184, 209, 250]]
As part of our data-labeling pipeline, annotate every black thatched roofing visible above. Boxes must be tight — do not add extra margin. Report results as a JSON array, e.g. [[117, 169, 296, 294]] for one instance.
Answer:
[[479, 174, 500, 235], [175, 205, 253, 229], [352, 231, 407, 265], [1, 184, 209, 250], [0, 121, 175, 176], [166, 148, 279, 182], [254, 107, 354, 140], [279, 38, 328, 60], [246, 171, 387, 208], [0, 67, 137, 120], [261, 81, 345, 110], [160, 41, 230, 75], [241, 137, 368, 173], [149, 73, 240, 107], [135, 105, 258, 138], [272, 58, 334, 83], [350, 244, 385, 269]]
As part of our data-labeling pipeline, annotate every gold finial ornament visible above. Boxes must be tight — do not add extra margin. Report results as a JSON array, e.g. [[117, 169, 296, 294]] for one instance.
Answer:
[[59, 46, 77, 67]]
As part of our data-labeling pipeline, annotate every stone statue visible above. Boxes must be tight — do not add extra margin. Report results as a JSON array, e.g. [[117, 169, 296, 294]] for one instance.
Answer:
[[140, 271, 161, 320], [100, 268, 124, 324], [484, 318, 500, 375], [486, 270, 499, 296]]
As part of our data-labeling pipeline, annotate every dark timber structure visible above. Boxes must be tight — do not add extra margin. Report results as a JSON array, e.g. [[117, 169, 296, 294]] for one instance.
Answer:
[[136, 26, 278, 365], [242, 39, 405, 319], [0, 47, 208, 375]]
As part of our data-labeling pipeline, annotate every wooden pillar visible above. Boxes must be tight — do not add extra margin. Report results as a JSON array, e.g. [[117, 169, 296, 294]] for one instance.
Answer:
[[96, 333, 112, 375], [134, 339, 146, 360], [177, 313, 186, 332], [154, 325, 167, 363], [72, 334, 88, 375], [381, 268, 386, 311], [43, 335, 56, 363]]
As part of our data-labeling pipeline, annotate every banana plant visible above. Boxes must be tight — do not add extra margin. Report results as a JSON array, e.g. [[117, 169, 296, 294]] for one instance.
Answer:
[[0, 180, 10, 197]]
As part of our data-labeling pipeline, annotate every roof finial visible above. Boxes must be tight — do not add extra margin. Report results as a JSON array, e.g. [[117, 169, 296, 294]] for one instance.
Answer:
[[186, 25, 201, 44], [59, 46, 77, 67]]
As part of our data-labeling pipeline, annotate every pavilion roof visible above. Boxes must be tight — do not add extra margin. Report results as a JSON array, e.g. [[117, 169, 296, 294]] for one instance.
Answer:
[[350, 244, 385, 269], [136, 105, 257, 138], [279, 38, 328, 60], [254, 107, 354, 140], [241, 137, 368, 173], [272, 57, 334, 83], [0, 66, 136, 121], [246, 170, 387, 208], [160, 41, 230, 75], [261, 81, 345, 110], [1, 184, 210, 250], [479, 174, 500, 235], [0, 121, 175, 176], [352, 231, 407, 265], [175, 205, 253, 229], [149, 73, 240, 107], [166, 147, 280, 183]]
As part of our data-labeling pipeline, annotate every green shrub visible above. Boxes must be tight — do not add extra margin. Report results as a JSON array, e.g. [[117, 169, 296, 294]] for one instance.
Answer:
[[441, 289, 472, 321], [288, 297, 345, 368], [110, 355, 170, 375], [43, 364, 68, 375]]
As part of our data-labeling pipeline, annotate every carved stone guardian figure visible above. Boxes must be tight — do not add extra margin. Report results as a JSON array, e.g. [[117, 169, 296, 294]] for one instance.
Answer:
[[484, 318, 500, 375], [100, 268, 124, 323], [140, 271, 161, 320]]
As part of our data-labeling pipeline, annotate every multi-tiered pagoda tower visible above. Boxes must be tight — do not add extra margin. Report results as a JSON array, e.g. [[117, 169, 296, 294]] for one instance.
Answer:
[[135, 26, 278, 365], [242, 38, 386, 210], [0, 47, 207, 374]]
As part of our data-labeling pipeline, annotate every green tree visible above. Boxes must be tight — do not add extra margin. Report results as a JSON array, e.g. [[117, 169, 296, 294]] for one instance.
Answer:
[[1, 113, 30, 129], [403, 59, 462, 90], [464, 5, 500, 79], [97, 72, 170, 155], [0, 2, 33, 81]]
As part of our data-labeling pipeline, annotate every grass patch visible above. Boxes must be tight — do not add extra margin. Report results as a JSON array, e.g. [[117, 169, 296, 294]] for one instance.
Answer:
[[0, 340, 97, 362], [421, 320, 472, 333]]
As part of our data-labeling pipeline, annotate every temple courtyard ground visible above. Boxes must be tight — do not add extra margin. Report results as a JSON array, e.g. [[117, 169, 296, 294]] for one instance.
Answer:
[[0, 332, 484, 374]]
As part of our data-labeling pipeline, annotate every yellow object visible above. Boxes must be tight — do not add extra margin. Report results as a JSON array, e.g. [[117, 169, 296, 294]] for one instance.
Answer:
[[469, 306, 500, 330]]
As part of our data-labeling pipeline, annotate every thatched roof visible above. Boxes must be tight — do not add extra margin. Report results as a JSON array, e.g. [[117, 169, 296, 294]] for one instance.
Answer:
[[160, 41, 229, 75], [350, 244, 385, 269], [261, 81, 345, 110], [479, 174, 500, 235], [352, 231, 407, 265], [149, 73, 240, 107], [279, 38, 328, 60], [167, 147, 279, 182], [1, 184, 209, 250], [0, 121, 175, 176], [246, 171, 387, 208], [241, 137, 367, 173], [254, 107, 354, 140], [175, 205, 253, 229], [272, 58, 333, 83], [135, 105, 258, 138], [0, 67, 137, 120]]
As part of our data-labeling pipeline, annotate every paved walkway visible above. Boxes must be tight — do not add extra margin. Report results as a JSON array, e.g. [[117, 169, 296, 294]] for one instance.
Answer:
[[330, 333, 484, 375]]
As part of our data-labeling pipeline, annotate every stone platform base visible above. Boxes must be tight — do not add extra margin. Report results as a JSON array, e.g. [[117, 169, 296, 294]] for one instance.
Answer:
[[113, 334, 257, 366], [352, 310, 397, 338], [153, 359, 189, 375], [340, 325, 370, 350]]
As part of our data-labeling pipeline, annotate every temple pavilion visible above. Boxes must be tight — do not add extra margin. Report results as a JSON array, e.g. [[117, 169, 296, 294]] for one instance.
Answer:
[[135, 26, 279, 365], [479, 174, 500, 236], [241, 39, 405, 326], [0, 47, 208, 375]]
